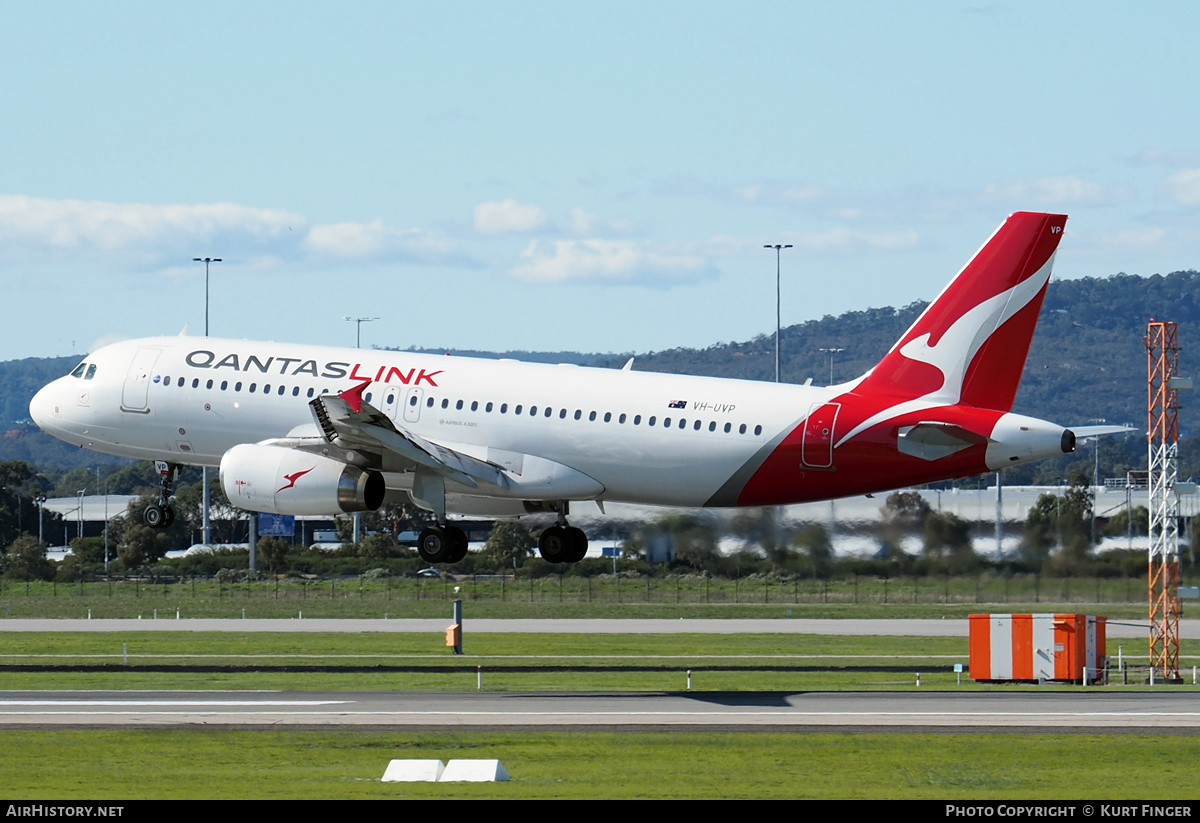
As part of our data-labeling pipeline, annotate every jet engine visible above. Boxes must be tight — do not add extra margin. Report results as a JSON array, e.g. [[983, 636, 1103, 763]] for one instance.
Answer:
[[219, 443, 385, 516]]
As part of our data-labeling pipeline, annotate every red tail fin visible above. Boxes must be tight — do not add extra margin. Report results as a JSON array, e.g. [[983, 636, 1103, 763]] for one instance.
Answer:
[[858, 211, 1066, 412]]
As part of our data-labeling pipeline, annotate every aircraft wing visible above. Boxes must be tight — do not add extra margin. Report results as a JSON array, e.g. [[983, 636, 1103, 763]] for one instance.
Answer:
[[282, 383, 510, 491]]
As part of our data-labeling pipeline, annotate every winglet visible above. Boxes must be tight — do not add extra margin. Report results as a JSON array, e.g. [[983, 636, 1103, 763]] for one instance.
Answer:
[[338, 381, 371, 414]]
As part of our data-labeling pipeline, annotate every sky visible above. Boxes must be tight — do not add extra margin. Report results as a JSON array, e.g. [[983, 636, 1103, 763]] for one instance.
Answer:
[[2, 1, 1200, 363]]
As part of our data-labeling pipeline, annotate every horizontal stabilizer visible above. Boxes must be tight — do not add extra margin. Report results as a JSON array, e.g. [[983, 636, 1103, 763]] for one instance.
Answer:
[[1068, 424, 1136, 439]]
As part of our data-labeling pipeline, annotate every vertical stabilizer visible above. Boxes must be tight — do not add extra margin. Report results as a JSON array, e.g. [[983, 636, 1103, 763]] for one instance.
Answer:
[[858, 211, 1066, 412]]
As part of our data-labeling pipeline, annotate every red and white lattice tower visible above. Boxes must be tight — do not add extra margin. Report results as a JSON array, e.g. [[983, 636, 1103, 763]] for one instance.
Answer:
[[1146, 321, 1181, 682]]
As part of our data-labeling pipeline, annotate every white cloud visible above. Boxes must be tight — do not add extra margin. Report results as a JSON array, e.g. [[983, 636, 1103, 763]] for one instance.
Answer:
[[0, 195, 301, 261], [1163, 169, 1200, 205], [512, 239, 713, 284], [982, 176, 1107, 205], [472, 199, 547, 234], [304, 219, 452, 260]]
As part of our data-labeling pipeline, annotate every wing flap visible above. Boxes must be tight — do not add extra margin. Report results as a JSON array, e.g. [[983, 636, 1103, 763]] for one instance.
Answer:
[[309, 391, 506, 489]]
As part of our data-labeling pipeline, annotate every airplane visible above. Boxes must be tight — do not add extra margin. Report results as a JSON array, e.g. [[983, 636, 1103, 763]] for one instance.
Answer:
[[30, 211, 1118, 565]]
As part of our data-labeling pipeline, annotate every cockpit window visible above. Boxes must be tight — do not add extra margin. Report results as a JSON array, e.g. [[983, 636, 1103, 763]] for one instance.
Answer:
[[84, 364, 97, 380], [70, 363, 87, 378]]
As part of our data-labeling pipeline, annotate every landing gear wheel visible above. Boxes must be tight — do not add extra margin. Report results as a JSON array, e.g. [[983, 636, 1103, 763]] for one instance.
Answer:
[[144, 504, 167, 529], [161, 506, 176, 528], [446, 526, 469, 563], [538, 525, 569, 562], [417, 526, 451, 564], [563, 526, 588, 563]]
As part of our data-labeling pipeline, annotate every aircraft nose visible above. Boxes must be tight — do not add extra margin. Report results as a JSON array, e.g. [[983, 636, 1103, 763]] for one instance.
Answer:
[[29, 382, 62, 432]]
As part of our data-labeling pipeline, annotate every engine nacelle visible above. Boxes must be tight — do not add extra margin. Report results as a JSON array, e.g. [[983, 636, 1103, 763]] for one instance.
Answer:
[[984, 413, 1074, 470], [219, 443, 385, 515]]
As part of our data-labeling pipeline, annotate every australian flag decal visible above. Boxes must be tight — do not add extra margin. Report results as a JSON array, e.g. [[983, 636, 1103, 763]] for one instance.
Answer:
[[667, 399, 687, 409]]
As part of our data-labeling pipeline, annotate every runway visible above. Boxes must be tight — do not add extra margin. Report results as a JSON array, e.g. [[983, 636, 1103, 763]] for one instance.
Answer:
[[1, 690, 1196, 731]]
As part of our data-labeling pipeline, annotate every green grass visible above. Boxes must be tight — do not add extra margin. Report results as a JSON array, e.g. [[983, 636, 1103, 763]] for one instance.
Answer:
[[0, 631, 1194, 692], [0, 574, 1156, 619], [1, 729, 1197, 799]]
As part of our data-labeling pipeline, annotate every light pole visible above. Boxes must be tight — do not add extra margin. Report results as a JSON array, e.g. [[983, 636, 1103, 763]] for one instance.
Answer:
[[193, 257, 222, 337], [344, 316, 380, 349], [763, 245, 792, 383], [194, 257, 221, 548], [76, 488, 87, 540], [819, 347, 845, 386]]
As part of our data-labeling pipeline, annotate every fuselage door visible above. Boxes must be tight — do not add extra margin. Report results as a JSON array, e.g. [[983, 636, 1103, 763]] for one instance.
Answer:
[[121, 347, 162, 412], [403, 388, 423, 423], [801, 402, 840, 469]]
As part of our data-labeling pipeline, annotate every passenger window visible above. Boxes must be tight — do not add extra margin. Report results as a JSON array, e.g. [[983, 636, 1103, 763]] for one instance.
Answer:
[[604, 412, 612, 423], [163, 375, 171, 385], [206, 379, 214, 389], [441, 399, 449, 409], [501, 403, 508, 413], [739, 424, 747, 434], [529, 406, 537, 416], [754, 425, 763, 436], [648, 416, 656, 426], [264, 384, 271, 394], [456, 400, 463, 410], [559, 409, 566, 419], [192, 378, 199, 388], [574, 410, 581, 420], [236, 382, 243, 392], [694, 420, 701, 431], [724, 422, 731, 433], [249, 383, 257, 393], [679, 419, 686, 429], [515, 405, 523, 415], [292, 387, 300, 397], [307, 388, 314, 398], [486, 402, 494, 412], [708, 421, 716, 432], [221, 381, 228, 391], [471, 401, 478, 411], [588, 411, 596, 421], [544, 407, 552, 417], [633, 415, 641, 425], [664, 417, 671, 427]]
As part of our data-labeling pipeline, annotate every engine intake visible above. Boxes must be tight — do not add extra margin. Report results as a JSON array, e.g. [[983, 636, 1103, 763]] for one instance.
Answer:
[[219, 444, 384, 515]]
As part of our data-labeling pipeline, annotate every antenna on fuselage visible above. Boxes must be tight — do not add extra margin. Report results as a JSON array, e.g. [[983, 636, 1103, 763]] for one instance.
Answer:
[[622, 358, 634, 372], [178, 324, 190, 336]]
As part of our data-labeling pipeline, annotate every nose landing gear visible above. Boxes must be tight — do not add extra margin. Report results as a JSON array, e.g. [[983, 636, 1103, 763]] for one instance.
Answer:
[[143, 460, 179, 529]]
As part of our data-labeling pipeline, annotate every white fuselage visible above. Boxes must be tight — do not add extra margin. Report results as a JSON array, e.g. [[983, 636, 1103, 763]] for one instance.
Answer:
[[30, 335, 840, 511]]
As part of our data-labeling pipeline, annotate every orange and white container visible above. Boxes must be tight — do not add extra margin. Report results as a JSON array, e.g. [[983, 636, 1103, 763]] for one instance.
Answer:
[[968, 613, 1106, 683]]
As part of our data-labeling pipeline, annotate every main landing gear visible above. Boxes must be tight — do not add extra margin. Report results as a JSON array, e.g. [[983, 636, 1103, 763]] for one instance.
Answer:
[[143, 460, 178, 529], [417, 524, 469, 564], [538, 505, 588, 563]]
